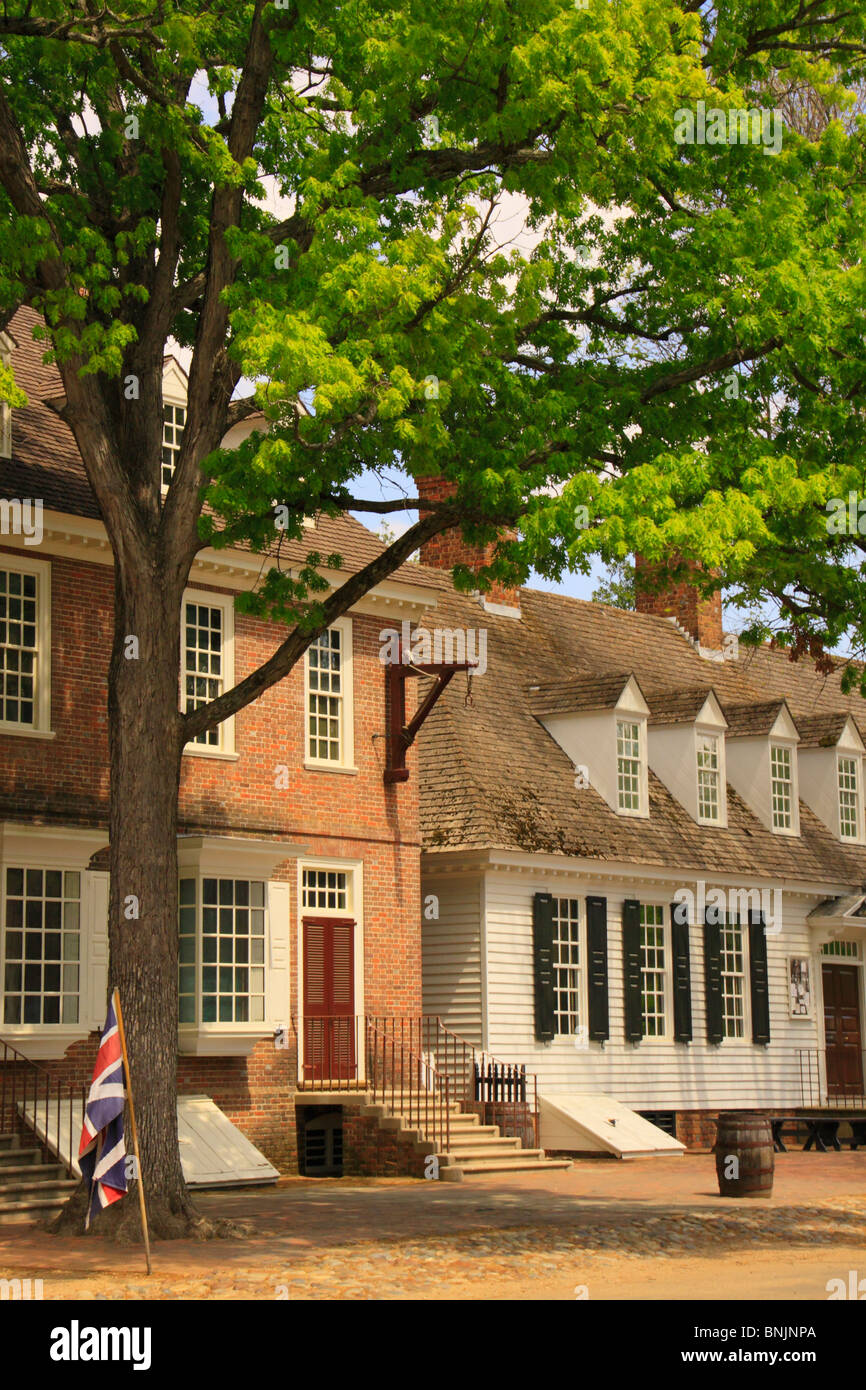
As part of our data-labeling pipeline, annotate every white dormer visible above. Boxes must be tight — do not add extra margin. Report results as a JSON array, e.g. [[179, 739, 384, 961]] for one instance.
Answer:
[[646, 688, 729, 827], [797, 713, 866, 845], [723, 700, 801, 837], [530, 673, 651, 819], [0, 330, 14, 459]]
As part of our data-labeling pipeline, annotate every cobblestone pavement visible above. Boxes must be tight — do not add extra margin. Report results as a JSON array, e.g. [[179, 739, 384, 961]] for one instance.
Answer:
[[2, 1155, 865, 1301]]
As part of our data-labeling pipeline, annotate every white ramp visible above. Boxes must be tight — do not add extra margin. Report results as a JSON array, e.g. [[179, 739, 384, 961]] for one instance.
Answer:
[[19, 1094, 279, 1187], [540, 1094, 685, 1159]]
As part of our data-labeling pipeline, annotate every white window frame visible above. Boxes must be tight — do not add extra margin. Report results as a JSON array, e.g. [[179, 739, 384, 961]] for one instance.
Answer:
[[552, 897, 582, 1038], [178, 873, 267, 1030], [696, 732, 722, 825], [304, 616, 355, 771], [0, 553, 51, 736], [720, 915, 749, 1040], [180, 586, 236, 758], [161, 400, 187, 494], [0, 824, 107, 1058], [837, 754, 862, 841], [616, 718, 646, 816], [639, 903, 667, 1038], [769, 742, 797, 834]]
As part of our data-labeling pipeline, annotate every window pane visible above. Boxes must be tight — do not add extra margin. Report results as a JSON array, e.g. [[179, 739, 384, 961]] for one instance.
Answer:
[[3, 867, 81, 1023], [0, 568, 39, 727], [552, 898, 581, 1036]]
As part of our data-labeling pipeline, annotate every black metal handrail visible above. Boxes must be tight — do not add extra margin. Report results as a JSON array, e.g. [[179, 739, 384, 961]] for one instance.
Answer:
[[797, 1047, 866, 1110], [0, 1037, 86, 1176]]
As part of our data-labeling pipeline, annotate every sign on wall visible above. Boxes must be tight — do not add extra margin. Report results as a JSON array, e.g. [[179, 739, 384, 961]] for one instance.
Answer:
[[788, 956, 813, 1018]]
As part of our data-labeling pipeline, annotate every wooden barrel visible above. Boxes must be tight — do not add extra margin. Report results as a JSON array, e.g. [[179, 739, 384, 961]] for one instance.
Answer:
[[714, 1112, 774, 1197]]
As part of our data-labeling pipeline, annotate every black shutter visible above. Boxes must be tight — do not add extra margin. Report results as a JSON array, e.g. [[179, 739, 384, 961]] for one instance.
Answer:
[[622, 899, 643, 1042], [671, 901, 693, 1043], [532, 892, 556, 1042], [704, 905, 723, 1044], [748, 910, 771, 1045], [586, 895, 609, 1041]]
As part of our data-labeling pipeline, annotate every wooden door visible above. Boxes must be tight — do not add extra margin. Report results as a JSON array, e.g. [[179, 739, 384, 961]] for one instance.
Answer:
[[303, 918, 355, 1081], [823, 964, 864, 1099]]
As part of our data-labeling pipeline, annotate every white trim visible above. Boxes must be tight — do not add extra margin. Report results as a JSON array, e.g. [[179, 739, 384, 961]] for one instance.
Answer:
[[769, 739, 801, 836], [296, 856, 364, 1080], [180, 586, 235, 756], [0, 332, 12, 460], [0, 552, 51, 735], [303, 615, 354, 770]]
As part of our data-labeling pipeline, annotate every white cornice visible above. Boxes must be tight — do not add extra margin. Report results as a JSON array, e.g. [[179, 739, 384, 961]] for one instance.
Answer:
[[0, 509, 437, 617]]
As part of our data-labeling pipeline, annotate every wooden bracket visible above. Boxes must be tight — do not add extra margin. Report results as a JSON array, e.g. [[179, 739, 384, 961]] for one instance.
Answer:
[[384, 643, 476, 784]]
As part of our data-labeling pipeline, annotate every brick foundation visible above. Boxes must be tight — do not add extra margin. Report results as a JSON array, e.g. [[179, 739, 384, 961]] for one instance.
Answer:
[[342, 1111, 428, 1178]]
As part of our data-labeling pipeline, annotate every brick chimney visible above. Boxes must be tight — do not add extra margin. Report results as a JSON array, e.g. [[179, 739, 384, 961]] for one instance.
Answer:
[[634, 555, 723, 651], [416, 475, 520, 614]]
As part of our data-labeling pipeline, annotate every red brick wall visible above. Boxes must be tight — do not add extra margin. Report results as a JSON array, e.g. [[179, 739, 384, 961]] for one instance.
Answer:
[[342, 1111, 428, 1178], [415, 477, 519, 610], [634, 556, 723, 650], [0, 546, 423, 1169]]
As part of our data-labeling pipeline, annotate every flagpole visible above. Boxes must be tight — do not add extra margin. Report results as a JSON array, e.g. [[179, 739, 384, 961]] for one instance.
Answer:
[[112, 989, 152, 1276]]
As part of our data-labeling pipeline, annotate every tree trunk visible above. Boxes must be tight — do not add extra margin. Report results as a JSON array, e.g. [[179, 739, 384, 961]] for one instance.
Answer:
[[52, 567, 239, 1240]]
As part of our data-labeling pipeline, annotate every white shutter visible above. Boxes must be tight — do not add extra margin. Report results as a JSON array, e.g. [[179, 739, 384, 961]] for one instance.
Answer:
[[266, 880, 291, 1026], [84, 870, 110, 1029]]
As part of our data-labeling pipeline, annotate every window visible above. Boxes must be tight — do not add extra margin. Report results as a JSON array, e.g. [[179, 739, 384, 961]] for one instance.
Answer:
[[838, 757, 861, 839], [697, 735, 720, 823], [181, 595, 233, 751], [0, 566, 37, 726], [162, 404, 186, 489], [306, 623, 354, 766], [0, 558, 49, 732], [822, 940, 861, 959], [178, 876, 266, 1025], [552, 898, 580, 1036], [616, 720, 642, 812], [640, 904, 666, 1037], [770, 744, 793, 830], [720, 916, 746, 1038], [2, 868, 80, 1024], [302, 869, 349, 912]]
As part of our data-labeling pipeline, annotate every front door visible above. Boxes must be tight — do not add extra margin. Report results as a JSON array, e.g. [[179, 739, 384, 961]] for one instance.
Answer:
[[303, 917, 355, 1081], [823, 963, 864, 1098]]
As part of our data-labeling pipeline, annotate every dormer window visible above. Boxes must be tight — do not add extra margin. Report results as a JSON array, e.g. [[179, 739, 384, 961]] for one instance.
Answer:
[[838, 756, 861, 839], [616, 720, 642, 813], [162, 403, 186, 490], [0, 331, 13, 459], [770, 744, 793, 830], [697, 734, 721, 823]]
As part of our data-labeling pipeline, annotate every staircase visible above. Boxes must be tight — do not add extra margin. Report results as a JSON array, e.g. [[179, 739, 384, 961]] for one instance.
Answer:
[[0, 1038, 80, 1226], [0, 1131, 77, 1225], [361, 1091, 571, 1179]]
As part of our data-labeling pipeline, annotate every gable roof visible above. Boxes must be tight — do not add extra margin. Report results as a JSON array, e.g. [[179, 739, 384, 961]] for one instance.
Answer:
[[0, 306, 439, 590], [528, 673, 641, 716], [418, 579, 866, 886], [646, 686, 727, 727], [794, 712, 860, 749], [720, 699, 796, 738]]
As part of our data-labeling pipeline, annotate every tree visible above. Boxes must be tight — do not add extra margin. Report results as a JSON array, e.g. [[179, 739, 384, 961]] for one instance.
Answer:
[[591, 559, 635, 611], [1, 0, 862, 1236]]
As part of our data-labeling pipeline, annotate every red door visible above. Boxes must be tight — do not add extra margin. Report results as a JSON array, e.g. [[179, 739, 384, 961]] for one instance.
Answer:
[[823, 964, 864, 1099], [303, 918, 356, 1081]]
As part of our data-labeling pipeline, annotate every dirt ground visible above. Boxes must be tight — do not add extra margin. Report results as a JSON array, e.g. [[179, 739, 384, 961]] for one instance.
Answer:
[[2, 1154, 865, 1301]]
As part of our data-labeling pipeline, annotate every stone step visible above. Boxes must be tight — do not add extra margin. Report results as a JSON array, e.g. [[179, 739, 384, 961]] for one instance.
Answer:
[[0, 1177, 77, 1201], [0, 1192, 74, 1225], [0, 1163, 67, 1186], [0, 1147, 43, 1168], [451, 1157, 573, 1176], [443, 1139, 523, 1158]]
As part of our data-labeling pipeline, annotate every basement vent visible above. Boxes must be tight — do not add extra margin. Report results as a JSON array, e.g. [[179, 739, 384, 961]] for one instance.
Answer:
[[303, 1109, 343, 1176], [637, 1111, 677, 1138]]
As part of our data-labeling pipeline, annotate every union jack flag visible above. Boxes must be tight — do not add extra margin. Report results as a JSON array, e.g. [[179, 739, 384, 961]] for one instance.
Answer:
[[78, 996, 128, 1229]]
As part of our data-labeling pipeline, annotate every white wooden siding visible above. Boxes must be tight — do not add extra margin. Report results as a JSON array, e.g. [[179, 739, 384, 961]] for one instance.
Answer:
[[483, 870, 833, 1111], [421, 875, 484, 1047]]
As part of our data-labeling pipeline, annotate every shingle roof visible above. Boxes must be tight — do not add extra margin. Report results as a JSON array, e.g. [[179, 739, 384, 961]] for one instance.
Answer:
[[646, 687, 724, 726], [528, 673, 636, 716], [0, 306, 439, 590], [418, 580, 866, 885], [795, 712, 857, 749], [719, 700, 793, 737]]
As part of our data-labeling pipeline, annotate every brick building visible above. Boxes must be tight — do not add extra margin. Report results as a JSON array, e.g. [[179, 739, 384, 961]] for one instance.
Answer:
[[0, 307, 441, 1181]]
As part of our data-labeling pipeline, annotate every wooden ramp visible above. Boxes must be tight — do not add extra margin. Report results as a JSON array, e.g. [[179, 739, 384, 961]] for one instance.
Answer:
[[19, 1094, 279, 1187], [539, 1094, 686, 1159]]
